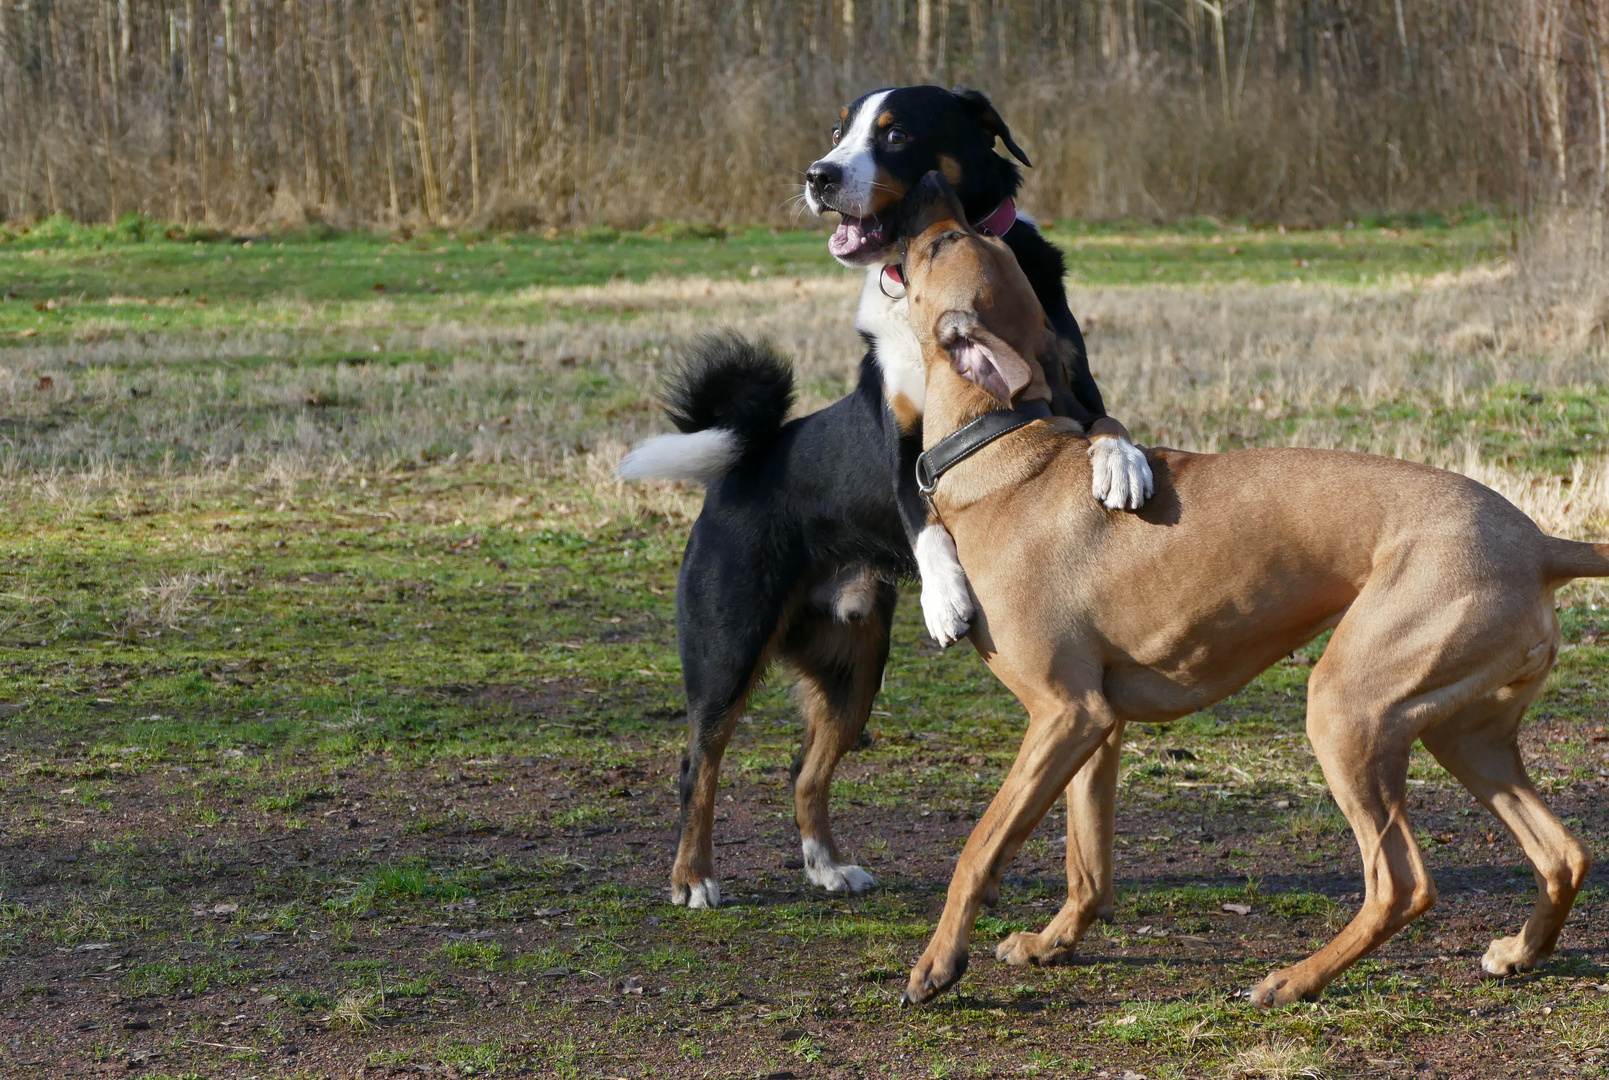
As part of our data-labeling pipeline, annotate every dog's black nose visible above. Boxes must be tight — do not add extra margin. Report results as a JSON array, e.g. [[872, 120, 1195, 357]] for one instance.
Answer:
[[805, 161, 842, 201]]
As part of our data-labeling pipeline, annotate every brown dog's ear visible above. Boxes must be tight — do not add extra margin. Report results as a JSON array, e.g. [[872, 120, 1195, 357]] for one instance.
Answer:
[[1035, 327, 1073, 394], [900, 170, 970, 245], [942, 320, 1034, 404], [953, 87, 1032, 168]]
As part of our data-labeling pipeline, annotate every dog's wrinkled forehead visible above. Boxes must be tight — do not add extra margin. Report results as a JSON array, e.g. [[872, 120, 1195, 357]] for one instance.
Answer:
[[902, 173, 1043, 343]]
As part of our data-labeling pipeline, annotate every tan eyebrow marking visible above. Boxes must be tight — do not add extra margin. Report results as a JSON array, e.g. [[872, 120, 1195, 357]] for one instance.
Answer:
[[877, 111, 896, 128], [839, 107, 849, 122]]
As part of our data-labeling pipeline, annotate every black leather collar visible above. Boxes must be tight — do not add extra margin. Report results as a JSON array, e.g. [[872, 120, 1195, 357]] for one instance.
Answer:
[[915, 399, 1051, 506]]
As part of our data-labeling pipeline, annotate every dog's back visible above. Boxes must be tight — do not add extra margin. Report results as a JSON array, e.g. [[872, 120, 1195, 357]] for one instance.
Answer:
[[953, 439, 1594, 724]]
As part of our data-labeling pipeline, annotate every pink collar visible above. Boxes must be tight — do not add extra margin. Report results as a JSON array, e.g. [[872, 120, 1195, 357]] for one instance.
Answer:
[[973, 198, 1017, 237], [880, 199, 1016, 296]]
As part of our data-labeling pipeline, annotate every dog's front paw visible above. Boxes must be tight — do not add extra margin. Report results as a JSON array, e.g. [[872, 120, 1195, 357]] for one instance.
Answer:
[[920, 577, 973, 647], [915, 526, 974, 647], [995, 930, 1076, 967], [1481, 933, 1544, 976], [1088, 437, 1154, 511], [1248, 965, 1325, 1007], [902, 945, 969, 1006]]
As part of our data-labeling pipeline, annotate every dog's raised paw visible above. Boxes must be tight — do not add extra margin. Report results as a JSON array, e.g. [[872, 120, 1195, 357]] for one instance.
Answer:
[[915, 525, 974, 646], [1088, 437, 1154, 511], [1249, 968, 1323, 1007]]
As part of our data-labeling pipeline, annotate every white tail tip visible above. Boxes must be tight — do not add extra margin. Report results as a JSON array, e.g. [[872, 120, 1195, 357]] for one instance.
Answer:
[[616, 429, 740, 484]]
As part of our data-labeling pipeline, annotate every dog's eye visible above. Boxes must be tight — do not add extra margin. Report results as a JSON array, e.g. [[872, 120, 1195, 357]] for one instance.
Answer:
[[831, 127, 842, 145], [887, 128, 910, 145]]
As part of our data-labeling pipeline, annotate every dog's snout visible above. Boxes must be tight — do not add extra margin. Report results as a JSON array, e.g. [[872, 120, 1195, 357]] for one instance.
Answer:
[[805, 161, 842, 200]]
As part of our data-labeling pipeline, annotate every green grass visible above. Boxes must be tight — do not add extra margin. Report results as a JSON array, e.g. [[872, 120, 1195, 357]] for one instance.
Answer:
[[0, 212, 1509, 345], [0, 213, 1602, 1078]]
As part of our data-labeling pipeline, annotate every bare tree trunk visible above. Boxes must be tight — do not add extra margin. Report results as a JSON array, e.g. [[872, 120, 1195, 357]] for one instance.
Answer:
[[916, 0, 931, 79], [1193, 0, 1229, 123], [1580, 0, 1609, 250], [467, 0, 480, 215], [399, 0, 442, 221], [843, 0, 856, 86], [95, 4, 120, 219], [1532, 0, 1568, 205], [222, 0, 244, 166]]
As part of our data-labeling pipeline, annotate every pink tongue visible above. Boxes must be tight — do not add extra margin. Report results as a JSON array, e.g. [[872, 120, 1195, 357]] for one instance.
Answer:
[[828, 218, 869, 258]]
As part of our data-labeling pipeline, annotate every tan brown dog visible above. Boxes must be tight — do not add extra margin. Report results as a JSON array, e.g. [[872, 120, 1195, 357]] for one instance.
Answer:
[[894, 172, 1601, 1008]]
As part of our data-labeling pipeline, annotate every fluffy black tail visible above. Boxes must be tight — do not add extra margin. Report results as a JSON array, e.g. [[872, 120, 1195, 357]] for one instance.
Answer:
[[618, 332, 794, 483]]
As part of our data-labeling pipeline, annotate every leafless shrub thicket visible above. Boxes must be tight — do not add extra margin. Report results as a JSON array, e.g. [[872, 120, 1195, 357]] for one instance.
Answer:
[[2, 1, 1607, 228]]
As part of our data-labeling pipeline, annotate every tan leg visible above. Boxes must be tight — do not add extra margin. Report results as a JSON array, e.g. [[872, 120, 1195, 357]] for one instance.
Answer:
[[1250, 696, 1435, 1006], [784, 587, 893, 894], [996, 719, 1125, 966], [904, 690, 1118, 1005], [1420, 701, 1591, 975]]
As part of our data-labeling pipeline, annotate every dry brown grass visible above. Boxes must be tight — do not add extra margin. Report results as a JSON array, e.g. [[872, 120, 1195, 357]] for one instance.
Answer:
[[4, 242, 1608, 611], [1225, 1037, 1327, 1079]]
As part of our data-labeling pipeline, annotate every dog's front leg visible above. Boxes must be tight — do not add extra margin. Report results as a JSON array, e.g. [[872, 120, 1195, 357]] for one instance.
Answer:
[[915, 524, 974, 647], [1086, 417, 1154, 511], [996, 719, 1125, 967], [904, 693, 1118, 1006]]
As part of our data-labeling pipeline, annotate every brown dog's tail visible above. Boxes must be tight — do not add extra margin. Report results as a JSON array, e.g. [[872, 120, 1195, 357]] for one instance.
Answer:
[[1543, 537, 1609, 583]]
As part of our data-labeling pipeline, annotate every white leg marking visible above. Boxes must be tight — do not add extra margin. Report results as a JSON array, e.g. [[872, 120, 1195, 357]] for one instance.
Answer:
[[673, 878, 722, 909], [1088, 436, 1154, 511], [801, 838, 876, 894], [915, 524, 973, 647]]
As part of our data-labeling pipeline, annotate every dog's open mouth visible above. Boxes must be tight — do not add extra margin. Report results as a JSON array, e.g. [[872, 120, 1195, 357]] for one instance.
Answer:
[[827, 213, 893, 261]]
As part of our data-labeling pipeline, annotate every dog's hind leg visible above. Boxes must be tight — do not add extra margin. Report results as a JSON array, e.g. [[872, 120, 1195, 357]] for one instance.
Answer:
[[1420, 690, 1590, 977], [996, 719, 1125, 967], [1251, 592, 1571, 1004], [1250, 662, 1444, 1006], [784, 575, 895, 895], [670, 543, 794, 910], [673, 701, 747, 910]]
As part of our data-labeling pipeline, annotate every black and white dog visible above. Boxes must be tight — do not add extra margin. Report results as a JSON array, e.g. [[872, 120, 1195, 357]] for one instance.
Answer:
[[620, 86, 1152, 908]]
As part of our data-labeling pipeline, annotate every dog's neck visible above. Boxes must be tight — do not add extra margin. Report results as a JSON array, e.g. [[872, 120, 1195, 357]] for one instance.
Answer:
[[920, 365, 1066, 513], [922, 369, 1020, 452]]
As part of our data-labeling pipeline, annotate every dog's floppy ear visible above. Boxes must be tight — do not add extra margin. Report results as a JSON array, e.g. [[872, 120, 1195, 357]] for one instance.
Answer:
[[900, 170, 971, 241], [1035, 327, 1074, 396], [938, 314, 1034, 404], [953, 87, 1032, 168]]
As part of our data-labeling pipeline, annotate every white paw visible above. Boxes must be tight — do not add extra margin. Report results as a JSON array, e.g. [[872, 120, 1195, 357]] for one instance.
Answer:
[[1089, 437, 1154, 511], [672, 878, 722, 909], [915, 525, 974, 647], [802, 839, 876, 894]]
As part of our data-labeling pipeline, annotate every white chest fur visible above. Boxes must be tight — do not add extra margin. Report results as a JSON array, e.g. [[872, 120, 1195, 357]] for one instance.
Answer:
[[854, 267, 926, 411]]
